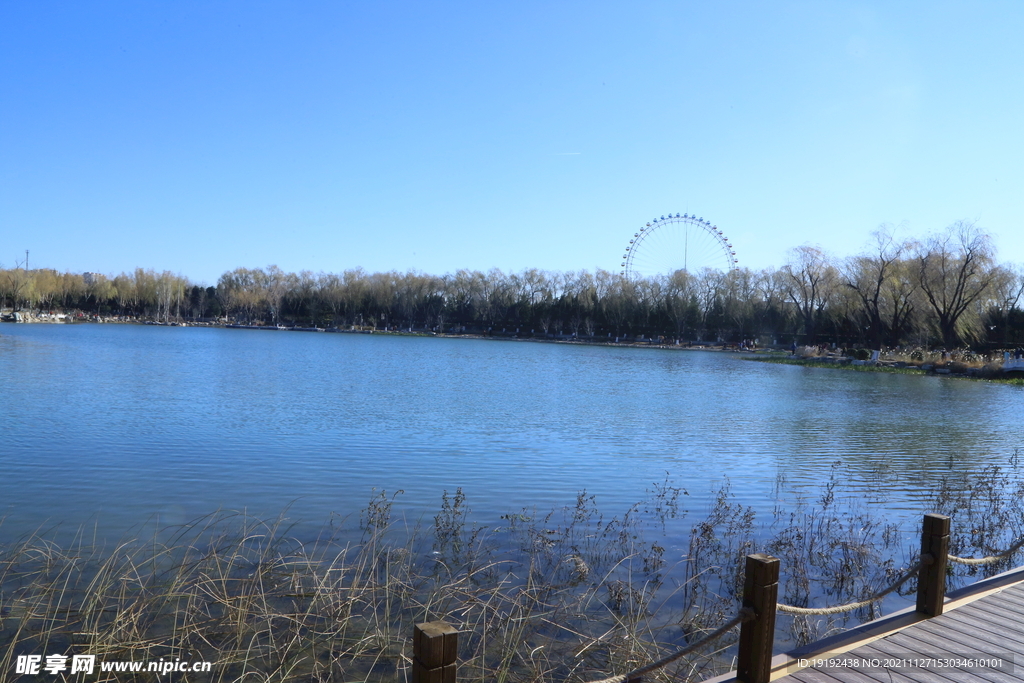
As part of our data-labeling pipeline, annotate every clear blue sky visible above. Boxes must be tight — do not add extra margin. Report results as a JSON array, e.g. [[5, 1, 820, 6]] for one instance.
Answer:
[[2, 1, 1022, 285]]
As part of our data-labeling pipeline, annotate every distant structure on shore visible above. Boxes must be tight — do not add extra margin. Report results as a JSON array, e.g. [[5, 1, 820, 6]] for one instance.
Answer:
[[620, 213, 738, 278]]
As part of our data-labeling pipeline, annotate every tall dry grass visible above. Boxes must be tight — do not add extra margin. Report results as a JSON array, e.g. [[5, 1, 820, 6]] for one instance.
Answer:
[[2, 462, 1024, 682]]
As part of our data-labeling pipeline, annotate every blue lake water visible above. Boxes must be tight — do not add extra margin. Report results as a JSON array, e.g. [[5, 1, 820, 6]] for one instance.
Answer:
[[2, 323, 1023, 545]]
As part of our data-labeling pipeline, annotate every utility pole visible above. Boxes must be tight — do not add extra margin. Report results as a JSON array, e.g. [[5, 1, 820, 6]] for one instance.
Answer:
[[25, 250, 29, 270]]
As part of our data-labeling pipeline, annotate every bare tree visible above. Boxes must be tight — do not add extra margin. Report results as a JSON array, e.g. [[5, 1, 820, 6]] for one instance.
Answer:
[[664, 269, 695, 338], [58, 272, 86, 310], [753, 267, 784, 342], [981, 263, 1024, 347], [721, 267, 758, 342], [260, 266, 294, 325], [33, 269, 59, 312], [915, 221, 996, 348], [694, 268, 724, 340], [632, 275, 664, 334], [86, 274, 115, 312], [218, 267, 262, 322], [1, 257, 31, 311], [880, 256, 921, 346], [843, 226, 914, 348], [780, 245, 839, 343], [599, 273, 634, 336]]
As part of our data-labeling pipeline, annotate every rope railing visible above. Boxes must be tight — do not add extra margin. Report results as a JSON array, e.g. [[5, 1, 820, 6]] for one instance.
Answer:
[[775, 531, 1024, 616], [410, 515, 1024, 683], [775, 559, 927, 616], [586, 608, 755, 683], [948, 534, 1024, 566]]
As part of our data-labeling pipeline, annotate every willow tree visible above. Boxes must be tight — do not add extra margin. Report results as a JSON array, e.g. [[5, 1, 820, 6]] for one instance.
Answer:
[[1, 266, 31, 311], [981, 264, 1024, 347], [664, 269, 695, 338], [217, 267, 264, 322], [694, 268, 725, 340], [915, 221, 996, 348], [780, 245, 839, 343], [33, 269, 60, 311], [57, 272, 86, 310], [843, 226, 915, 349]]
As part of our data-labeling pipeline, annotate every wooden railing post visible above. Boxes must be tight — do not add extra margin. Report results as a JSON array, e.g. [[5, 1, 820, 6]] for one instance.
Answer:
[[412, 621, 458, 683], [737, 553, 779, 683], [916, 513, 950, 617]]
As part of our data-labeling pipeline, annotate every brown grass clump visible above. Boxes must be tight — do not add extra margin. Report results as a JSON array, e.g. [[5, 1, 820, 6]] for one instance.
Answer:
[[0, 485, 739, 683], [3, 464, 1024, 682]]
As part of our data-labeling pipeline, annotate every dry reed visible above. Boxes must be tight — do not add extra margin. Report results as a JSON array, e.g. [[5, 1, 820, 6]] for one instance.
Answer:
[[3, 461, 1024, 682]]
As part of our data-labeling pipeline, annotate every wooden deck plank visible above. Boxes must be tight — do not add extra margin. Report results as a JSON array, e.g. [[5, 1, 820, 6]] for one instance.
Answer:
[[788, 639, 980, 683], [856, 639, 986, 683], [907, 605, 1024, 651], [881, 629, 1021, 683], [779, 576, 1024, 682], [792, 636, 1018, 683], [926, 608, 1024, 650], [990, 589, 1024, 610], [985, 594, 1024, 611], [937, 602, 1024, 634], [786, 669, 883, 683], [986, 583, 1024, 600], [783, 666, 857, 683], [841, 642, 963, 683], [785, 643, 925, 683], [886, 619, 1024, 660], [702, 566, 1024, 683], [785, 656, 896, 683], [957, 600, 1024, 635], [999, 583, 1024, 596]]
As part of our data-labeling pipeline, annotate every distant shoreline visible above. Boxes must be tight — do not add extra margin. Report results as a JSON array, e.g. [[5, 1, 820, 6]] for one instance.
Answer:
[[2, 313, 776, 353], [746, 354, 1024, 384], [7, 316, 1022, 380]]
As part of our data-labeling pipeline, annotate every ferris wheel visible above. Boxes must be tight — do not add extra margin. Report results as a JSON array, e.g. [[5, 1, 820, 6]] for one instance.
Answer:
[[620, 213, 738, 278]]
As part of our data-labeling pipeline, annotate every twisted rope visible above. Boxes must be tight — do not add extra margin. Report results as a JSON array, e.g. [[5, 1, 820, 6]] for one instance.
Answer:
[[586, 534, 1024, 681], [776, 560, 925, 616], [587, 607, 755, 683], [948, 534, 1024, 566]]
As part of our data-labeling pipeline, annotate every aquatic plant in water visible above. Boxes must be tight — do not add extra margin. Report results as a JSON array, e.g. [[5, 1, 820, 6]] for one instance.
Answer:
[[2, 460, 1023, 682]]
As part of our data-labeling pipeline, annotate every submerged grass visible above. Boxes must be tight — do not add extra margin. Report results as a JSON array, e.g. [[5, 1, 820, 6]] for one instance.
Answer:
[[3, 463, 1024, 682]]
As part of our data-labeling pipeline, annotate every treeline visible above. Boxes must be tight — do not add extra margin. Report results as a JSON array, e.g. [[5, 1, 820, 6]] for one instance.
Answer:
[[3, 221, 1023, 349]]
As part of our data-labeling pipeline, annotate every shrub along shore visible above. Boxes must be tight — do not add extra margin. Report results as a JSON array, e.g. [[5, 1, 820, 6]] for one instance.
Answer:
[[3, 469, 1023, 682], [749, 346, 1024, 383], [3, 221, 1024, 351]]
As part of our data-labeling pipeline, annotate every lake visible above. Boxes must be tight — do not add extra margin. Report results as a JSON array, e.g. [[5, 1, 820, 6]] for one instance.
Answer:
[[2, 323, 1023, 545]]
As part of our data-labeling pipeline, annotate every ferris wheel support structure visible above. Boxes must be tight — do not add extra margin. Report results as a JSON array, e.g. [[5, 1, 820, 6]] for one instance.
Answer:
[[620, 213, 738, 279]]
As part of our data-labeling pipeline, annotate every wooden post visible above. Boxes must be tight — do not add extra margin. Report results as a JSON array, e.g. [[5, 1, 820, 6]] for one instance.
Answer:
[[413, 621, 458, 683], [916, 513, 950, 617], [737, 553, 780, 683]]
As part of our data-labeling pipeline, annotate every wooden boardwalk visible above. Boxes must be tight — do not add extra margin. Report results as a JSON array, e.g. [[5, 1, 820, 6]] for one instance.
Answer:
[[706, 565, 1024, 683]]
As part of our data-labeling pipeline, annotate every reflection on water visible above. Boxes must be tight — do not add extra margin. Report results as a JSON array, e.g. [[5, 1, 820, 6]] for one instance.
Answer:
[[1, 324, 1022, 543]]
